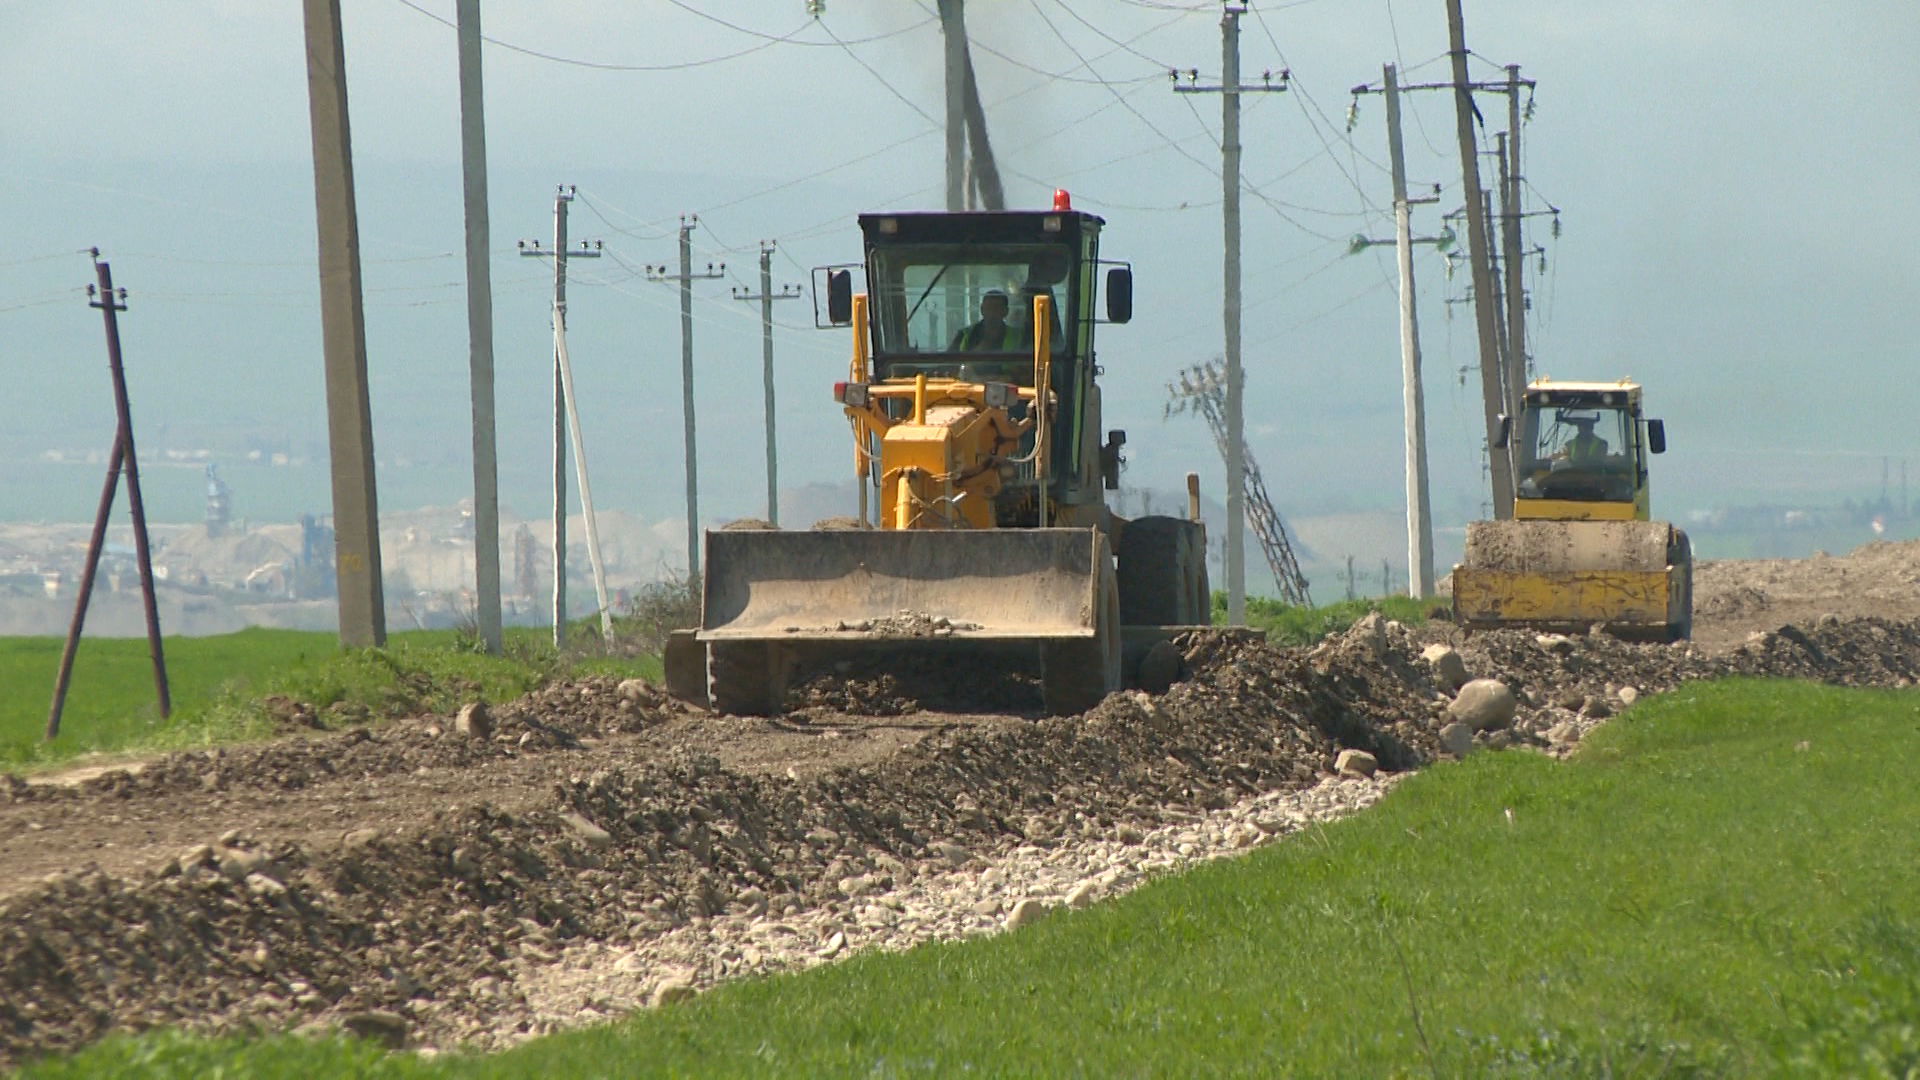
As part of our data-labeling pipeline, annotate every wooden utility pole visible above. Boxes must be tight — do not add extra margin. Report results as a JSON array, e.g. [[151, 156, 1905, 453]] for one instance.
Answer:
[[648, 219, 726, 577], [1382, 65, 1436, 600], [733, 242, 803, 526], [302, 0, 386, 645], [1173, 7, 1285, 625], [1444, 0, 1514, 520], [456, 0, 502, 655], [48, 257, 170, 740]]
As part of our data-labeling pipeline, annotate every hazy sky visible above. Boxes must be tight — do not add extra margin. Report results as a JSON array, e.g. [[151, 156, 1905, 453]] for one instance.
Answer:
[[4, 0, 1916, 551]]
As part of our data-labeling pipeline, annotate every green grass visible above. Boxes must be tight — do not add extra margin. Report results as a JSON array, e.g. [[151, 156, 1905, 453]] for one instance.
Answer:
[[26, 679, 1920, 1076], [1216, 591, 1438, 646], [1, 622, 662, 770]]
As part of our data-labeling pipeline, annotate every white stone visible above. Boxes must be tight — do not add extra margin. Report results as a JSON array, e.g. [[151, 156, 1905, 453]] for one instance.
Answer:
[[1419, 645, 1469, 691], [1448, 679, 1517, 731], [1335, 749, 1378, 777], [1065, 882, 1099, 909], [1617, 685, 1640, 706], [1004, 898, 1048, 930]]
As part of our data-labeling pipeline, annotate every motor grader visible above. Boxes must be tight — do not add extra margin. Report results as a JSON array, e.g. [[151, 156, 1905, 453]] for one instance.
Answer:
[[667, 194, 1213, 716], [1452, 378, 1693, 640]]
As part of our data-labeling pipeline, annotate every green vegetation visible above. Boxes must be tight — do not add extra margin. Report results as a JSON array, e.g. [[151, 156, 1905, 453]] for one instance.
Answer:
[[1, 620, 664, 770], [1214, 591, 1438, 646], [29, 680, 1920, 1076]]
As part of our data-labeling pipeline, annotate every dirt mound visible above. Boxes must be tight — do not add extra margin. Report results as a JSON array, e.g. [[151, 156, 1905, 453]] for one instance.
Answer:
[[1692, 538, 1920, 647], [6, 618, 1920, 1062]]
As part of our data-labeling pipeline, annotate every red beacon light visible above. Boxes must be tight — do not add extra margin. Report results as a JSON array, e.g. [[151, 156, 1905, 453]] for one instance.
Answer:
[[1052, 189, 1072, 211]]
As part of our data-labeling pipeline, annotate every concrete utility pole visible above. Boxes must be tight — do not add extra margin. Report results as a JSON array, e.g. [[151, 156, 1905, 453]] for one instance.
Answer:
[[519, 188, 602, 645], [47, 257, 171, 741], [1173, 6, 1285, 625], [302, 0, 385, 646], [456, 0, 501, 655], [732, 242, 803, 526], [1444, 0, 1515, 520], [1501, 64, 1528, 420], [1384, 65, 1435, 599], [648, 219, 726, 577], [938, 0, 968, 211]]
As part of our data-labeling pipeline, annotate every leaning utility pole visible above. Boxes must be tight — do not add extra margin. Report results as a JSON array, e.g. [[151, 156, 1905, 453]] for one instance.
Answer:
[[1384, 65, 1435, 599], [455, 0, 501, 655], [519, 188, 607, 645], [648, 219, 726, 577], [938, 0, 968, 211], [47, 256, 171, 741], [1500, 63, 1528, 418], [1174, 5, 1285, 625], [1444, 0, 1514, 520], [302, 0, 385, 645], [732, 242, 803, 526]]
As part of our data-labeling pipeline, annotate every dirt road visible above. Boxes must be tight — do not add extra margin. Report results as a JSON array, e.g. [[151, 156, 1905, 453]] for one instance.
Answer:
[[5, 541, 1920, 1063]]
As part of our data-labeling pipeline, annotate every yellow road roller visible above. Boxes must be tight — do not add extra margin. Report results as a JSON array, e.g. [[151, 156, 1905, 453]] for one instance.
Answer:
[[1452, 379, 1692, 641]]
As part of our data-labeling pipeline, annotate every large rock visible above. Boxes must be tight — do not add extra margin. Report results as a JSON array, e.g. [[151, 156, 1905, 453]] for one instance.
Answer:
[[1345, 613, 1387, 659], [1420, 644, 1469, 691], [1449, 679, 1517, 731], [454, 702, 491, 740], [651, 978, 697, 1007], [560, 812, 612, 850], [1438, 722, 1475, 757], [341, 1010, 409, 1049], [1335, 749, 1378, 777], [1004, 898, 1049, 930]]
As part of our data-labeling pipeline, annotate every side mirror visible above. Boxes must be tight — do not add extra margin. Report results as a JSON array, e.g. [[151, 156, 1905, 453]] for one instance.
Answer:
[[1492, 414, 1511, 450], [825, 270, 853, 326], [1105, 267, 1133, 324], [1647, 418, 1666, 455]]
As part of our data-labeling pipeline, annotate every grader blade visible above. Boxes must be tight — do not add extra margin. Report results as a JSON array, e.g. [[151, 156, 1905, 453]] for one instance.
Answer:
[[695, 528, 1121, 717]]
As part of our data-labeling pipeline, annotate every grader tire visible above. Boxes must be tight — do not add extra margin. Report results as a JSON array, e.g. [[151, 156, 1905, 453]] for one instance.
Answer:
[[1118, 516, 1204, 626]]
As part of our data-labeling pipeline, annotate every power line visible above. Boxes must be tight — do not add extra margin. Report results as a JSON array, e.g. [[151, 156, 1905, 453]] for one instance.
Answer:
[[393, 0, 809, 71], [662, 1, 933, 46], [818, 20, 941, 126]]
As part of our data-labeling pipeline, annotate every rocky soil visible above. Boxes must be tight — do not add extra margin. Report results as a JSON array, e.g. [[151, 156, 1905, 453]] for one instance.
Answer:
[[6, 551, 1920, 1063]]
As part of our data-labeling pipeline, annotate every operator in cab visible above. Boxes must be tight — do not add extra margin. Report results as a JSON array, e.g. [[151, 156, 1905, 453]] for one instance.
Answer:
[[949, 288, 1022, 352], [1565, 415, 1608, 463]]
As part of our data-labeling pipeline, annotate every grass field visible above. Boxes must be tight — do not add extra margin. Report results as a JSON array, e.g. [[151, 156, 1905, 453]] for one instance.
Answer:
[[1218, 592, 1436, 646], [25, 679, 1920, 1076], [0, 624, 661, 769]]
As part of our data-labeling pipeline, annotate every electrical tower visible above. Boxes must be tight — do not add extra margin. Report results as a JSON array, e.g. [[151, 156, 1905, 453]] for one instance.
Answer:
[[1166, 361, 1312, 607]]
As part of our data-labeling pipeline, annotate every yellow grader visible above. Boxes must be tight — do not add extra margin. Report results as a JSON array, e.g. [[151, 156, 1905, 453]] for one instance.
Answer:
[[1452, 378, 1693, 640], [669, 194, 1212, 715]]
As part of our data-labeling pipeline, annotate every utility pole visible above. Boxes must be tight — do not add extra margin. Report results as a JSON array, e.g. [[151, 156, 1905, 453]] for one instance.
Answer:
[[732, 242, 803, 526], [47, 256, 171, 740], [938, 0, 968, 211], [1384, 64, 1435, 599], [1174, 5, 1286, 626], [519, 188, 607, 645], [1500, 64, 1529, 418], [648, 218, 726, 577], [1445, 0, 1514, 520], [456, 0, 501, 655], [302, 0, 385, 646]]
